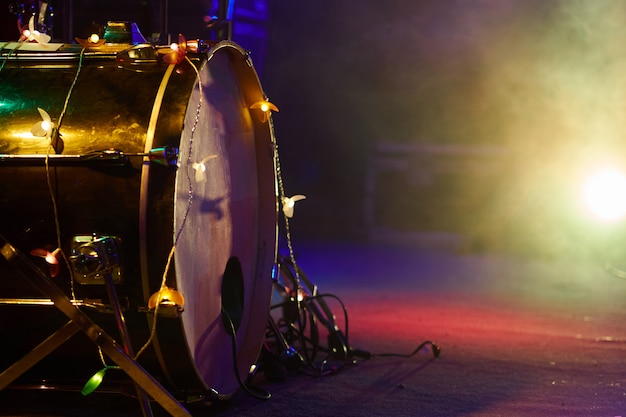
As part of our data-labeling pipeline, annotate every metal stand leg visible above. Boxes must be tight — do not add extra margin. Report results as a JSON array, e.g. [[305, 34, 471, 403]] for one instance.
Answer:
[[0, 235, 191, 417], [103, 272, 154, 417], [0, 320, 81, 390]]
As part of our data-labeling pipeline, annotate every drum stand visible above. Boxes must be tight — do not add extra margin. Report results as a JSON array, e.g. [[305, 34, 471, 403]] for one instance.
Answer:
[[0, 234, 192, 417]]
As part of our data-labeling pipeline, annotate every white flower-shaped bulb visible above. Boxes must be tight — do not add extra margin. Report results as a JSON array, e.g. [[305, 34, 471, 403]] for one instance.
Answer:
[[31, 107, 53, 138], [282, 195, 306, 218], [26, 16, 51, 44]]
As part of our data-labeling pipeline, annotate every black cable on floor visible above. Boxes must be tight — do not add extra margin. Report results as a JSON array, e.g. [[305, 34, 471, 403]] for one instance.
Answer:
[[222, 309, 272, 401]]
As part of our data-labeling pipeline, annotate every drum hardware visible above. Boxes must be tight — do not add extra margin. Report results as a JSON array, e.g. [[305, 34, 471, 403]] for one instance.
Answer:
[[70, 235, 122, 285], [0, 146, 179, 167], [98, 239, 154, 417], [0, 298, 184, 319], [269, 254, 351, 371], [0, 234, 192, 417]]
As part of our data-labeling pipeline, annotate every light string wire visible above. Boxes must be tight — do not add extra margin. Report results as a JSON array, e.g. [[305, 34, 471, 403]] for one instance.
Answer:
[[134, 55, 201, 360], [44, 47, 86, 303], [270, 117, 305, 294], [268, 108, 356, 376]]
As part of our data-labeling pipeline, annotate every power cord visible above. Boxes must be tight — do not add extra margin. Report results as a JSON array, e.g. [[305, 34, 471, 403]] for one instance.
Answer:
[[267, 257, 441, 378], [222, 308, 272, 401], [351, 340, 442, 360]]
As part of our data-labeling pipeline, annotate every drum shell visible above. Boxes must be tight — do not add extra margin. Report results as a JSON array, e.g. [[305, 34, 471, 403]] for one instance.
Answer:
[[0, 42, 277, 397]]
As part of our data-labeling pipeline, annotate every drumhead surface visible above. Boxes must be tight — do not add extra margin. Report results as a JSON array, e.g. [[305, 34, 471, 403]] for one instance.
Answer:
[[170, 43, 276, 396]]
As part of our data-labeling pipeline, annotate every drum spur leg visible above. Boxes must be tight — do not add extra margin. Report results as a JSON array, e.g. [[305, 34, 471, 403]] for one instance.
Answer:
[[103, 271, 154, 417], [0, 320, 81, 390], [0, 234, 192, 417]]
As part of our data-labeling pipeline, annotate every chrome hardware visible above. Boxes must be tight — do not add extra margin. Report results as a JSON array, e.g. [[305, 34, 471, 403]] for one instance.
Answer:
[[70, 235, 122, 285]]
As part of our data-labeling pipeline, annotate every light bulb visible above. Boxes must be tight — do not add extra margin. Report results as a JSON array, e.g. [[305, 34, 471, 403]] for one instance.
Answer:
[[282, 195, 306, 218], [148, 286, 185, 309]]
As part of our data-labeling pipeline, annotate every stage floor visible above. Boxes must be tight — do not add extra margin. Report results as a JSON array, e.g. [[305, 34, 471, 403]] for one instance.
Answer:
[[2, 237, 626, 416]]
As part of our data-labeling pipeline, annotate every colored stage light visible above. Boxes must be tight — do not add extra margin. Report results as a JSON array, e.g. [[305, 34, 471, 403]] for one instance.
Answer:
[[580, 167, 626, 223]]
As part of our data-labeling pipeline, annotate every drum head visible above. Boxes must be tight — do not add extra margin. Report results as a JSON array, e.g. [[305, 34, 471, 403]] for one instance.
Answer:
[[170, 43, 276, 396]]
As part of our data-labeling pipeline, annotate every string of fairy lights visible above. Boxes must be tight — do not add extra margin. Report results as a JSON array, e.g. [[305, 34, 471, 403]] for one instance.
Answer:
[[0, 24, 310, 396]]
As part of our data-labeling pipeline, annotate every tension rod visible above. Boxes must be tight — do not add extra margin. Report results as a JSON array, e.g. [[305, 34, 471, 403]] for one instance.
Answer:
[[0, 146, 179, 167]]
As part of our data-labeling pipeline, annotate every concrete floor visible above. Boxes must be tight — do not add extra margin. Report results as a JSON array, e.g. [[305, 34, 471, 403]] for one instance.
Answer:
[[2, 237, 626, 416]]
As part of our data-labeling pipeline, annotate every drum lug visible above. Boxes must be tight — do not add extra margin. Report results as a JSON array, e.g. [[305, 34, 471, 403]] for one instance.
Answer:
[[69, 235, 123, 285]]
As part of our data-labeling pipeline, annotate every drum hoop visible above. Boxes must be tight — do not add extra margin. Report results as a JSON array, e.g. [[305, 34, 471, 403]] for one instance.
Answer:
[[141, 41, 277, 396]]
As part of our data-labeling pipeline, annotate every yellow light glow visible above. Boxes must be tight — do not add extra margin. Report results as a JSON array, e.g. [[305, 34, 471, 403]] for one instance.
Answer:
[[250, 100, 279, 113], [148, 286, 185, 309], [45, 248, 60, 265], [89, 34, 100, 43], [581, 167, 626, 222], [250, 100, 279, 122], [170, 42, 179, 51]]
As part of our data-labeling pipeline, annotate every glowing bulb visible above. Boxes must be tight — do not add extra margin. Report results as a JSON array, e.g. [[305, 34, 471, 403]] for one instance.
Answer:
[[25, 17, 51, 44], [282, 195, 306, 218], [250, 100, 279, 122], [30, 247, 61, 277], [89, 33, 100, 43], [31, 108, 53, 138], [81, 366, 119, 396], [250, 100, 279, 113], [170, 42, 179, 51], [581, 167, 626, 222], [192, 155, 216, 183], [44, 248, 61, 264], [148, 286, 185, 309]]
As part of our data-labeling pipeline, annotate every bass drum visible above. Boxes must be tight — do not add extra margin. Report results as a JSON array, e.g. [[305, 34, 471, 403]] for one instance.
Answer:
[[0, 40, 277, 397]]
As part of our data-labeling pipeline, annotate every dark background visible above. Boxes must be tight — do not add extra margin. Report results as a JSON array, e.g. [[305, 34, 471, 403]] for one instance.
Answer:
[[3, 0, 626, 256]]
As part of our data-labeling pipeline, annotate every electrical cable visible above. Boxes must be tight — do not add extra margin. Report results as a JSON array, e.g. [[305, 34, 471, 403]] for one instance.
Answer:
[[136, 55, 202, 360], [370, 340, 442, 359], [44, 47, 86, 303], [265, 76, 440, 384], [266, 255, 441, 380], [222, 309, 272, 401]]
